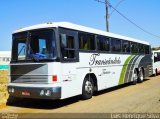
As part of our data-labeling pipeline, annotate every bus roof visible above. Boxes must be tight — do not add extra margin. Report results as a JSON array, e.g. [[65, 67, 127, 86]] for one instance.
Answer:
[[13, 22, 150, 45], [152, 50, 160, 53]]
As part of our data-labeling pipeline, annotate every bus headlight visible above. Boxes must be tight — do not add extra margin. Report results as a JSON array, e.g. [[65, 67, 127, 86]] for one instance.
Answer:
[[8, 88, 12, 93], [11, 88, 15, 93], [9, 88, 14, 93], [40, 90, 45, 96], [45, 90, 51, 96]]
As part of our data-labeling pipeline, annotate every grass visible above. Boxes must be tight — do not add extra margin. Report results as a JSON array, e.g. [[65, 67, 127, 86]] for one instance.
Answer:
[[0, 70, 9, 108]]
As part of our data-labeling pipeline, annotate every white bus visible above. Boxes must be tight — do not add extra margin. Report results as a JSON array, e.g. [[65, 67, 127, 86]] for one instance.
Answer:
[[152, 50, 160, 75], [8, 22, 152, 100]]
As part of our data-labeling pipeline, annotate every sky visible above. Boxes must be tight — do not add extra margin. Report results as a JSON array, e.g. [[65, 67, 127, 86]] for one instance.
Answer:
[[1, 0, 160, 51]]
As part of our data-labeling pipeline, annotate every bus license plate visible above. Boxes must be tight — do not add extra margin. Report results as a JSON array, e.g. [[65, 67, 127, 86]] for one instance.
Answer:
[[22, 91, 30, 96]]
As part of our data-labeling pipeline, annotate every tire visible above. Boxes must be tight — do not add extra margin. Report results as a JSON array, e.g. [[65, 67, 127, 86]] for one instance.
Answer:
[[138, 68, 144, 83], [132, 69, 138, 85], [155, 69, 158, 76], [82, 76, 94, 100]]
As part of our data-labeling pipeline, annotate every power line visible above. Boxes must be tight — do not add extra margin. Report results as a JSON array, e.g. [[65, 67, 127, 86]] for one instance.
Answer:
[[109, 0, 125, 18], [95, 0, 160, 39]]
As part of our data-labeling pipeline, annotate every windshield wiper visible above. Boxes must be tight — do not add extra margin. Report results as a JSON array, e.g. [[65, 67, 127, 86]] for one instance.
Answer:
[[18, 45, 25, 56]]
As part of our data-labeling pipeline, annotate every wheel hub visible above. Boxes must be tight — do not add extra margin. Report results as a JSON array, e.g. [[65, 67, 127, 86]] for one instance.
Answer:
[[133, 71, 137, 80], [85, 80, 93, 94], [140, 71, 143, 81]]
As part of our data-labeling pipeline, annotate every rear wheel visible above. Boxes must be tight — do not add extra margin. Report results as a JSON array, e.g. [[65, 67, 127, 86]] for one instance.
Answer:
[[82, 76, 94, 100], [138, 68, 144, 83], [132, 69, 138, 85]]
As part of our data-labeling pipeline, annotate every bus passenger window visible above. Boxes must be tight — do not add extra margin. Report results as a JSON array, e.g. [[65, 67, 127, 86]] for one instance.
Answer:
[[122, 41, 130, 53], [60, 34, 75, 59], [97, 36, 110, 51], [131, 42, 138, 54], [79, 32, 95, 51], [154, 52, 160, 62], [111, 38, 121, 52], [145, 45, 150, 54], [139, 44, 145, 54]]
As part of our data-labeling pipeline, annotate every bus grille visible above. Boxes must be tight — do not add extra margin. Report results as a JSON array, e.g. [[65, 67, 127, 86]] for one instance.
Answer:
[[10, 64, 48, 83]]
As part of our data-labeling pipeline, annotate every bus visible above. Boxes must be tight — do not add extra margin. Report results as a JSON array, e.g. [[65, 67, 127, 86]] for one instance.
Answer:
[[152, 50, 160, 76], [8, 22, 153, 100]]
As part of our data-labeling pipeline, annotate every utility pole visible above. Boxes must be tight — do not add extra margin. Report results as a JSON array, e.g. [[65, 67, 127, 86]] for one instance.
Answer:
[[105, 0, 109, 32]]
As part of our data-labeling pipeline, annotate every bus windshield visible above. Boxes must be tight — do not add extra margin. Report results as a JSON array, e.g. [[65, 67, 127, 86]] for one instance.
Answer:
[[12, 29, 56, 62]]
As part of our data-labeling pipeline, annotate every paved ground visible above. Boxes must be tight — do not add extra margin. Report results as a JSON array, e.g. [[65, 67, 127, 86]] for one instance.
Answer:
[[0, 76, 160, 118]]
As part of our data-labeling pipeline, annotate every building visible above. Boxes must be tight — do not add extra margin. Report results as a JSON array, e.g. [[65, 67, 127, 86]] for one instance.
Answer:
[[0, 51, 11, 70]]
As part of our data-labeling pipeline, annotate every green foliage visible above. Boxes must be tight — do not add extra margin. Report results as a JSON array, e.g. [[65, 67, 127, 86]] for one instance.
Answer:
[[152, 47, 160, 51]]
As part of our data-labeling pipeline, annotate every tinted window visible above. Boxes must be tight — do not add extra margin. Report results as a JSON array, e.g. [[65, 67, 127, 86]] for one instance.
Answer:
[[12, 29, 55, 62], [60, 34, 75, 59], [131, 42, 138, 54], [61, 34, 74, 49], [145, 45, 150, 54], [111, 38, 121, 52], [154, 52, 160, 62], [97, 36, 110, 51], [122, 40, 130, 53], [139, 44, 145, 54], [79, 32, 95, 50], [29, 30, 54, 60]]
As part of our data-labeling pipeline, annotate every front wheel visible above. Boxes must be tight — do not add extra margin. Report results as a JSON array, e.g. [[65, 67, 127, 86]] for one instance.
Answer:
[[82, 76, 94, 100]]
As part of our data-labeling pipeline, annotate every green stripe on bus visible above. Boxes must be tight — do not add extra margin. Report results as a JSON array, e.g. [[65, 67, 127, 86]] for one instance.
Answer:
[[0, 65, 9, 70], [119, 55, 134, 85]]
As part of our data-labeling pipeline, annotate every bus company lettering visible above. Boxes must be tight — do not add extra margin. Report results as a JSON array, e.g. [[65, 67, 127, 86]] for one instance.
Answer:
[[89, 53, 121, 66]]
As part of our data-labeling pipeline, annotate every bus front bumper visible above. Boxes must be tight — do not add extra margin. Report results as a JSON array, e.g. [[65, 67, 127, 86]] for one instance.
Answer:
[[8, 86, 61, 100]]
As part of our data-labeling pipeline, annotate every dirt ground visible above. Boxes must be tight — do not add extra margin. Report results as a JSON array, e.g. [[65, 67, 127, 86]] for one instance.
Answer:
[[0, 75, 160, 118], [0, 70, 9, 108]]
